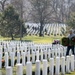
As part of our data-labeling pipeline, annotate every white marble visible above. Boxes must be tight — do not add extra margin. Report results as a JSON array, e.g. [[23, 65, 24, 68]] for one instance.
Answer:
[[16, 64, 23, 75]]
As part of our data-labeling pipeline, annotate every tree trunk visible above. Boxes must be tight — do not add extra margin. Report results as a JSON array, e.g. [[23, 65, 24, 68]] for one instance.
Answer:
[[39, 22, 44, 37], [11, 33, 14, 40], [2, 4, 4, 11], [20, 24, 22, 41], [20, 2, 23, 41]]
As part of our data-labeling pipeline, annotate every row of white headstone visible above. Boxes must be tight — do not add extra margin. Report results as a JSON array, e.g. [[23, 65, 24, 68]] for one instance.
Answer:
[[25, 23, 66, 36], [6, 55, 75, 75], [0, 42, 71, 69], [0, 41, 67, 58], [0, 46, 68, 68], [0, 41, 74, 75]]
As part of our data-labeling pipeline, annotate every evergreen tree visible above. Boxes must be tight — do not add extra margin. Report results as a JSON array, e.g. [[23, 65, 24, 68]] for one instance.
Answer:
[[0, 5, 26, 40]]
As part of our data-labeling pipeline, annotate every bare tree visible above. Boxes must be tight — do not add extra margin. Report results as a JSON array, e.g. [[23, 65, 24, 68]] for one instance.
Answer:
[[51, 0, 75, 23], [0, 0, 9, 11], [63, 0, 75, 21], [29, 0, 53, 36], [50, 0, 59, 22], [58, 0, 66, 23], [70, 3, 75, 12]]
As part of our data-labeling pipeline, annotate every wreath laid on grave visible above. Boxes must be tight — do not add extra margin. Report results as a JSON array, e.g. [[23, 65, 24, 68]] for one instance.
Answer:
[[61, 37, 69, 46]]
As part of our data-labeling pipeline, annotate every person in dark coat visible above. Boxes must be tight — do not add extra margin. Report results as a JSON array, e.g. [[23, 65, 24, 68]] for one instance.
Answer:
[[66, 29, 75, 56]]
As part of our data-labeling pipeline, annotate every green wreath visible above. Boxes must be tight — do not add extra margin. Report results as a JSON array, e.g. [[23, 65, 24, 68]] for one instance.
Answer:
[[61, 37, 69, 46]]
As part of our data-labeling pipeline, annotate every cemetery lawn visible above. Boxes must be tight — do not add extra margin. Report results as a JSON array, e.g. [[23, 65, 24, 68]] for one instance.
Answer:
[[0, 35, 64, 44], [2, 35, 75, 75], [65, 71, 75, 75]]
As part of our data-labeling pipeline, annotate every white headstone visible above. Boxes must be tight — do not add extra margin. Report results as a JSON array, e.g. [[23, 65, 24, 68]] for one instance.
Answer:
[[17, 52, 20, 63], [32, 51, 35, 63], [41, 50, 43, 61], [36, 51, 39, 60], [43, 60, 47, 75], [50, 58, 54, 75], [56, 57, 60, 75], [58, 48, 60, 57], [66, 56, 70, 73], [52, 49, 54, 58], [35, 60, 40, 75], [55, 49, 57, 57], [6, 67, 12, 75], [22, 52, 25, 66], [0, 48, 2, 58], [26, 62, 32, 75], [61, 47, 63, 57], [11, 52, 14, 67], [16, 64, 23, 75], [27, 51, 30, 62], [61, 57, 65, 75], [5, 52, 8, 68], [48, 49, 51, 59], [63, 47, 67, 56], [70, 55, 74, 71], [44, 50, 47, 59]]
